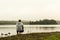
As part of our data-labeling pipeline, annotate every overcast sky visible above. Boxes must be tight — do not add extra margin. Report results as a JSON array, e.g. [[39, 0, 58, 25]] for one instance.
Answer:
[[0, 0, 60, 21]]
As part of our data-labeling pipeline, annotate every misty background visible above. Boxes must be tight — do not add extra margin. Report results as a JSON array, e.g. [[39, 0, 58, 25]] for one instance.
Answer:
[[0, 0, 60, 24], [0, 0, 60, 21]]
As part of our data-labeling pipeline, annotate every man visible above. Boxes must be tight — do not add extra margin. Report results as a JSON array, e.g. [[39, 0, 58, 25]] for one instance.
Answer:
[[16, 20, 24, 34]]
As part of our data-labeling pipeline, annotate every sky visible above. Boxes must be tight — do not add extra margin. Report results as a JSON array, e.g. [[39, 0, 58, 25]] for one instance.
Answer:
[[0, 0, 60, 21]]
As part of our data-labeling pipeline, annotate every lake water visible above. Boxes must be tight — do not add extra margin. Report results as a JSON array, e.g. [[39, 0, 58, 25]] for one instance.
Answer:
[[0, 25, 60, 37]]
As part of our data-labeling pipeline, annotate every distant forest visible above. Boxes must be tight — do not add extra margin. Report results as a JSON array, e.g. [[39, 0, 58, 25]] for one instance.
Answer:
[[0, 21, 16, 25], [0, 21, 29, 25], [0, 19, 57, 25], [30, 19, 57, 25]]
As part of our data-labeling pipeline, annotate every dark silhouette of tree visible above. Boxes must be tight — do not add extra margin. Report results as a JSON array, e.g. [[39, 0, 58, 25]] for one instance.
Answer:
[[30, 19, 57, 25]]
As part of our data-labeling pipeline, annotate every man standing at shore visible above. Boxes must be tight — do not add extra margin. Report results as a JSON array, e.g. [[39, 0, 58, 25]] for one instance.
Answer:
[[16, 20, 24, 34]]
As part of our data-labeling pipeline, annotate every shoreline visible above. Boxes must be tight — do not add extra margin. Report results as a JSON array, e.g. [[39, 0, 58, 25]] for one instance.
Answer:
[[0, 32, 60, 40]]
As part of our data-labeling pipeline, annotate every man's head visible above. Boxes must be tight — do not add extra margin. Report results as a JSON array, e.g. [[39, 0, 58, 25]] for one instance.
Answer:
[[18, 20, 21, 22]]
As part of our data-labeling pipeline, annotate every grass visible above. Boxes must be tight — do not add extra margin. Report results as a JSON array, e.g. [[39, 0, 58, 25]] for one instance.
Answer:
[[0, 32, 60, 40]]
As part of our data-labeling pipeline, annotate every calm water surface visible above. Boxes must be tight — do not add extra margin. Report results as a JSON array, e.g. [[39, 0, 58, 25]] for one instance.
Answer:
[[0, 25, 60, 37]]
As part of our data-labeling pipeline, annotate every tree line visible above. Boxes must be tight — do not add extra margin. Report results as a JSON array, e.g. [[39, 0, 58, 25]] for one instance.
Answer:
[[30, 19, 57, 25]]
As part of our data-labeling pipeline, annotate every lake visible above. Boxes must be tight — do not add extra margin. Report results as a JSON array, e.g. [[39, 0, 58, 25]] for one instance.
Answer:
[[0, 25, 60, 37]]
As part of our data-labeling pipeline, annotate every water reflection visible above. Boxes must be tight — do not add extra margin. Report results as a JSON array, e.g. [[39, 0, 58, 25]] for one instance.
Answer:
[[40, 27, 55, 30]]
